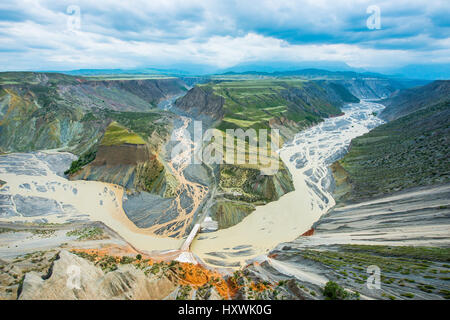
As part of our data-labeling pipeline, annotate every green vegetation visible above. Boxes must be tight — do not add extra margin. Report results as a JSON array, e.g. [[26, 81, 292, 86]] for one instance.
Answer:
[[380, 80, 450, 121], [64, 150, 96, 175], [336, 100, 449, 201], [0, 72, 81, 85], [84, 74, 176, 81], [149, 264, 160, 275], [180, 79, 355, 231], [73, 252, 118, 272], [66, 227, 108, 241], [342, 245, 450, 262], [211, 163, 294, 229], [327, 82, 360, 103], [440, 289, 450, 299], [0, 228, 15, 234], [417, 284, 435, 293], [211, 200, 255, 229], [219, 165, 292, 203], [31, 229, 55, 238], [65, 109, 172, 177], [134, 158, 165, 192], [176, 285, 192, 300], [100, 121, 146, 146], [323, 281, 348, 300], [199, 80, 348, 132], [67, 109, 172, 195], [293, 244, 450, 299], [120, 256, 135, 264], [94, 109, 173, 142], [299, 245, 450, 273]]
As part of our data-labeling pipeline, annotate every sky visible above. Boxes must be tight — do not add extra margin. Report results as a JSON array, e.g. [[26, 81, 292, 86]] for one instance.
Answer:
[[0, 0, 449, 77]]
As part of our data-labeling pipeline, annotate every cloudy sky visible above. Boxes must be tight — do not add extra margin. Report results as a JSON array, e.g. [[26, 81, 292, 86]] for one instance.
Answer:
[[0, 0, 449, 76]]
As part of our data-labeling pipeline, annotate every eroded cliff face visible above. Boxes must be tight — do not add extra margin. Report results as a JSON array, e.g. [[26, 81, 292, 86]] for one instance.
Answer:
[[218, 164, 294, 203], [174, 85, 225, 121], [175, 80, 360, 146], [71, 141, 175, 197], [64, 78, 188, 112], [329, 161, 352, 203], [334, 78, 398, 99], [92, 144, 151, 166], [380, 80, 450, 121], [0, 86, 108, 155], [0, 73, 187, 154]]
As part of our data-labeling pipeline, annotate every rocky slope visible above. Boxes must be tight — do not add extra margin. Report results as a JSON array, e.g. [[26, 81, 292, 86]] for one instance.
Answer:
[[18, 250, 179, 300], [334, 78, 398, 99], [0, 222, 222, 300], [5, 247, 314, 300], [175, 85, 225, 122], [0, 72, 187, 155], [211, 164, 294, 229], [240, 183, 450, 300], [0, 72, 188, 221], [380, 80, 450, 121], [332, 82, 450, 203], [0, 72, 197, 240]]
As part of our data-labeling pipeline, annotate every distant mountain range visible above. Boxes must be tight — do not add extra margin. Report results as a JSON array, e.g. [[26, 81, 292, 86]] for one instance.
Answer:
[[55, 62, 450, 80]]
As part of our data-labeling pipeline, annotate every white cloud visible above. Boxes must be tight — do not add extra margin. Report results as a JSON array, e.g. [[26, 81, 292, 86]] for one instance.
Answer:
[[0, 0, 449, 71]]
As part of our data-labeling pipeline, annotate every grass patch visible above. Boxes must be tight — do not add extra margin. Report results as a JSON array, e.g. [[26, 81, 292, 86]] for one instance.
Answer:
[[66, 227, 108, 241], [342, 245, 450, 262], [322, 281, 348, 300], [100, 121, 146, 146]]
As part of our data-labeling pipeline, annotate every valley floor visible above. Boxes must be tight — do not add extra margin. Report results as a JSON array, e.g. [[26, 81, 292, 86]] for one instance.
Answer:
[[0, 101, 449, 300]]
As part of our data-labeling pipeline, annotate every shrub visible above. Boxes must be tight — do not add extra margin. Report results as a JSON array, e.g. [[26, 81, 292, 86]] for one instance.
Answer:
[[323, 281, 348, 300], [64, 150, 97, 175]]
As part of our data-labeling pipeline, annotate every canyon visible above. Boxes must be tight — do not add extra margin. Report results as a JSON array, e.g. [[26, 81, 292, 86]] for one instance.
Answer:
[[0, 71, 448, 300]]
